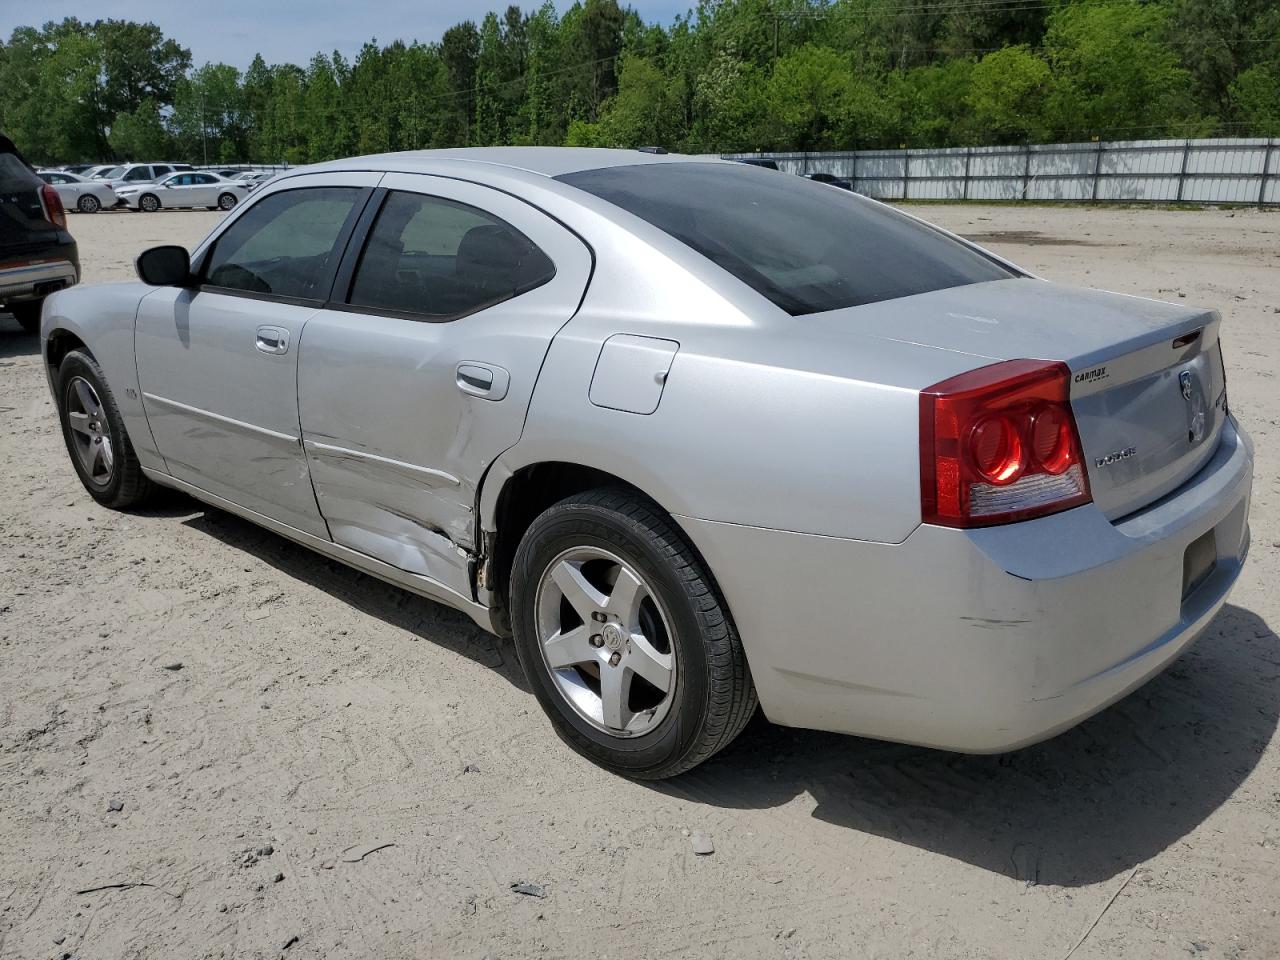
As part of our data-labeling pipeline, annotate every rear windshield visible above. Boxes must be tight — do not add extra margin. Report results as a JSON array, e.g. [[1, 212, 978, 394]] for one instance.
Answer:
[[557, 162, 1017, 316]]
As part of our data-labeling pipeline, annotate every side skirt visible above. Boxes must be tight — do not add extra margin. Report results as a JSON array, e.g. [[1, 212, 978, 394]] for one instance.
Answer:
[[142, 467, 497, 634]]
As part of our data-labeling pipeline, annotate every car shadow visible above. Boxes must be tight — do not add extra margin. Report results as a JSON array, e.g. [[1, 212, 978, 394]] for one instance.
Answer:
[[654, 602, 1277, 887], [0, 315, 40, 358], [177, 503, 528, 692]]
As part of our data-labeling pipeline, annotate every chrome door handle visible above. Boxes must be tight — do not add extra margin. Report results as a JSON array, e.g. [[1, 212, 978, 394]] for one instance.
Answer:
[[456, 362, 510, 401], [255, 325, 289, 355]]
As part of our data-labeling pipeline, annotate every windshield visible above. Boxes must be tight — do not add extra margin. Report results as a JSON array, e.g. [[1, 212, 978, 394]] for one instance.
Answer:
[[95, 167, 122, 179], [558, 162, 1017, 316]]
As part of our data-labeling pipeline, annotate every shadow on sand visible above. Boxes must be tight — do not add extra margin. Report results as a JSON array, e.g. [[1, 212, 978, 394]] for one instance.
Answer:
[[162, 493, 1274, 887]]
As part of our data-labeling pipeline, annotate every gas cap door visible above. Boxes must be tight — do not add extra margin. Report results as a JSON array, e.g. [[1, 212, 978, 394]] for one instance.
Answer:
[[589, 334, 680, 415]]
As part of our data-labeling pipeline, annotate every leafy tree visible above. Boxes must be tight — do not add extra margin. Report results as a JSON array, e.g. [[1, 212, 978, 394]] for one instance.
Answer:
[[108, 98, 172, 158], [1044, 3, 1201, 139], [1229, 63, 1280, 135], [967, 45, 1052, 144]]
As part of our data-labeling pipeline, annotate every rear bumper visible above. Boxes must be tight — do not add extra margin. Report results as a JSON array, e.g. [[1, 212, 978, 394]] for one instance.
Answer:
[[681, 418, 1253, 752], [0, 257, 78, 304]]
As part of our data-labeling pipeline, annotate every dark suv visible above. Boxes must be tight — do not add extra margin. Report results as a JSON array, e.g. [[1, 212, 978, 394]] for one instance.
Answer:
[[1, 134, 80, 333]]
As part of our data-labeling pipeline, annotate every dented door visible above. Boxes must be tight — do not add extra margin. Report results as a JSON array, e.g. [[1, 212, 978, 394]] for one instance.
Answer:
[[296, 173, 592, 596]]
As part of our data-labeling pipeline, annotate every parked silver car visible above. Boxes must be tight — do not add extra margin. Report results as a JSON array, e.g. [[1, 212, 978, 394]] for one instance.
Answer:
[[115, 171, 249, 212], [37, 148, 1253, 778], [36, 170, 117, 213]]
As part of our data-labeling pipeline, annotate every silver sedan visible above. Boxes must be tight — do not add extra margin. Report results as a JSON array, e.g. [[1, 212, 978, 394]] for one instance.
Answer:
[[36, 148, 1253, 778], [115, 172, 249, 212], [36, 170, 117, 213]]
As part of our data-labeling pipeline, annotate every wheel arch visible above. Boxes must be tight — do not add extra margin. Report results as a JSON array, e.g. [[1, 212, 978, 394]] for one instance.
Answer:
[[478, 457, 727, 639]]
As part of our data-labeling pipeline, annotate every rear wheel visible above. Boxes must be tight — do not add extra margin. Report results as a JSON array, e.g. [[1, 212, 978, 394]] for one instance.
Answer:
[[510, 488, 757, 779], [77, 194, 101, 213], [8, 300, 41, 333], [55, 350, 156, 509], [217, 192, 238, 211], [138, 193, 160, 212]]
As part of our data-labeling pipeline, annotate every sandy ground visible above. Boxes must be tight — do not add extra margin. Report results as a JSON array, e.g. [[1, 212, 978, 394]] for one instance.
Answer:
[[1, 203, 1278, 960]]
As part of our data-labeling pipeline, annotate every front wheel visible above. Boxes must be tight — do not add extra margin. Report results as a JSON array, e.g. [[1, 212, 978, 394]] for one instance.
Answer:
[[55, 350, 156, 509], [217, 192, 238, 211], [138, 193, 160, 213], [510, 489, 757, 779]]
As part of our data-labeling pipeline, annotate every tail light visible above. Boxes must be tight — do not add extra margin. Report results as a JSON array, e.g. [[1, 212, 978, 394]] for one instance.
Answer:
[[920, 359, 1091, 527], [40, 184, 67, 229]]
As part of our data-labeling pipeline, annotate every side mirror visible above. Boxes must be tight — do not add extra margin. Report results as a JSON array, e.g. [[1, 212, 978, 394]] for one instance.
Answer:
[[136, 245, 192, 286]]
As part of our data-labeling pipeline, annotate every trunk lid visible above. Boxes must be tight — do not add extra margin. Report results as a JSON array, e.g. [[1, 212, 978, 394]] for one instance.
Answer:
[[810, 278, 1228, 520]]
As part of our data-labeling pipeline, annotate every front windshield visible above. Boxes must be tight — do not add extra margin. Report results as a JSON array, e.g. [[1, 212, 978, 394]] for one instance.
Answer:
[[95, 166, 122, 179]]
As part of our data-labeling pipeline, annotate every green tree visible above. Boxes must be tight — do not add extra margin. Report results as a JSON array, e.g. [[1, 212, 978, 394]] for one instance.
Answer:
[[1229, 63, 1280, 135], [108, 97, 172, 158], [966, 45, 1052, 144], [1045, 3, 1202, 139]]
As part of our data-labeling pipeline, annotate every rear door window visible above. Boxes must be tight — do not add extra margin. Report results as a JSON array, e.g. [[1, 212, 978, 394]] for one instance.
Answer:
[[203, 187, 363, 302], [344, 190, 555, 320], [558, 162, 1017, 316]]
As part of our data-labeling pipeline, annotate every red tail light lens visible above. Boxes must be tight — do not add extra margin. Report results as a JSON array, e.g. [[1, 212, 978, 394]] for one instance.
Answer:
[[920, 359, 1091, 527], [40, 183, 67, 229]]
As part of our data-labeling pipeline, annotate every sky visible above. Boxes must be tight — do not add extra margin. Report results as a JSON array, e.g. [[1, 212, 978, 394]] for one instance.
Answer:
[[0, 0, 693, 69]]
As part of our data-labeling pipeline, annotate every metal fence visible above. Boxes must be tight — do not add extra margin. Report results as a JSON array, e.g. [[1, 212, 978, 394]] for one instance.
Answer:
[[726, 138, 1280, 206]]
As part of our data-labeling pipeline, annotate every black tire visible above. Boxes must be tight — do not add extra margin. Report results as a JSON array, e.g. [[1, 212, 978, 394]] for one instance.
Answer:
[[8, 300, 41, 333], [55, 350, 157, 509], [139, 193, 159, 212], [217, 192, 238, 210], [510, 488, 757, 779], [77, 194, 101, 213]]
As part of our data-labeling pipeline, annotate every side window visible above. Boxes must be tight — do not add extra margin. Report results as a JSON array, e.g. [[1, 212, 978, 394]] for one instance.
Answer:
[[203, 187, 362, 301], [124, 167, 150, 181], [346, 191, 555, 319], [154, 165, 172, 176], [195, 174, 216, 184]]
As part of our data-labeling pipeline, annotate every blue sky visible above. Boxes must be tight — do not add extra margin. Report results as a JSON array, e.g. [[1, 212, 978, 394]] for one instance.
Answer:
[[1, 0, 693, 70]]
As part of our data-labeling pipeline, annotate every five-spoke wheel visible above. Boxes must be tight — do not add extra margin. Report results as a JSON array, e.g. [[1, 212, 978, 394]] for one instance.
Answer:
[[65, 376, 114, 485], [536, 546, 677, 737], [55, 350, 155, 508], [511, 488, 757, 779]]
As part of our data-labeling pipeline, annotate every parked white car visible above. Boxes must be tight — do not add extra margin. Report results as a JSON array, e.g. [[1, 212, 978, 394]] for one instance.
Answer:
[[36, 170, 117, 213], [115, 172, 249, 212]]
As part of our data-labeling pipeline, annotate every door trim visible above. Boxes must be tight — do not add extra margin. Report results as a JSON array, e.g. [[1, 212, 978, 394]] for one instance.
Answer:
[[304, 439, 461, 488], [141, 467, 495, 632], [142, 392, 299, 444]]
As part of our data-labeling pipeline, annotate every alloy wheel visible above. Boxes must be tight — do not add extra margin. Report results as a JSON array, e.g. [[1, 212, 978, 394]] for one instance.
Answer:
[[140, 194, 159, 212], [65, 376, 114, 485], [534, 546, 677, 737]]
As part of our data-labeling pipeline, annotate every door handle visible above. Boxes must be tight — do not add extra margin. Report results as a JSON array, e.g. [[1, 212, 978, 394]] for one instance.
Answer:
[[255, 325, 289, 355], [456, 362, 510, 401]]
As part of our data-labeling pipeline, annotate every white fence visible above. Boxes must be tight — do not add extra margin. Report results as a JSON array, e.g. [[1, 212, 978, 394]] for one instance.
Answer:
[[727, 138, 1280, 205]]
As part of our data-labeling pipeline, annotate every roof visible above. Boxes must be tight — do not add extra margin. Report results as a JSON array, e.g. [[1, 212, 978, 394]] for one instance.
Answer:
[[308, 146, 721, 179]]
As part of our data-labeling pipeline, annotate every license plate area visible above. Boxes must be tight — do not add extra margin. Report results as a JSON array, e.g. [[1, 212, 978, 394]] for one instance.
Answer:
[[1182, 529, 1217, 601]]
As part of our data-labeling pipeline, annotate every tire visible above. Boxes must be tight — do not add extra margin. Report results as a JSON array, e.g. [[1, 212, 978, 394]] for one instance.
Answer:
[[55, 350, 156, 509], [8, 300, 41, 333], [139, 193, 160, 212], [510, 488, 757, 779], [77, 194, 101, 213], [217, 192, 238, 211]]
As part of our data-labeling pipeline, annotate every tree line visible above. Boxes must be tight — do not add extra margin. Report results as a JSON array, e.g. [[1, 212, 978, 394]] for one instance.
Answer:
[[1, 0, 1277, 167]]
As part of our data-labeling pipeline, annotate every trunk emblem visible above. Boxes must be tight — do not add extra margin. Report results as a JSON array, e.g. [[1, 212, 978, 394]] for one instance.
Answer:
[[1096, 447, 1136, 468], [1180, 369, 1207, 443]]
